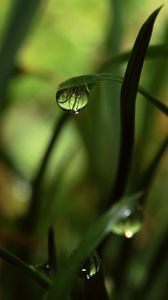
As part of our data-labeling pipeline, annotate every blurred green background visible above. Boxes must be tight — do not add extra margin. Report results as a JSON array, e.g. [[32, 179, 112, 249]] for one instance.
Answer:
[[0, 0, 167, 299]]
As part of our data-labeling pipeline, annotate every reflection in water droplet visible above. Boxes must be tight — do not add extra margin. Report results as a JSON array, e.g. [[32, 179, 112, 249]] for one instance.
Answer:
[[80, 251, 100, 280], [111, 205, 143, 238], [56, 85, 89, 114]]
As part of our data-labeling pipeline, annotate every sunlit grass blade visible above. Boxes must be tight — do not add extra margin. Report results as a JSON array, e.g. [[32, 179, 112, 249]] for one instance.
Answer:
[[44, 193, 142, 300], [109, 7, 162, 204], [0, 0, 43, 110], [57, 74, 168, 116], [0, 248, 51, 289]]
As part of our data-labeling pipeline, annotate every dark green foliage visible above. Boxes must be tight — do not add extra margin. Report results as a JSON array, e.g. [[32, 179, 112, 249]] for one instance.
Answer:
[[0, 2, 167, 300]]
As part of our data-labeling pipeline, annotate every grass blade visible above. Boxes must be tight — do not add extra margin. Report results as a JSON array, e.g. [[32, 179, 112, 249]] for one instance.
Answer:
[[109, 7, 162, 204], [57, 74, 168, 116], [0, 247, 51, 289], [44, 193, 142, 300]]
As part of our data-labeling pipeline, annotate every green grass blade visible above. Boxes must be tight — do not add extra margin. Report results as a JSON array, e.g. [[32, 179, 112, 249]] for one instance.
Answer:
[[0, 0, 42, 110], [44, 193, 142, 300], [0, 247, 51, 289], [57, 74, 168, 116], [127, 24, 168, 199], [109, 7, 162, 204]]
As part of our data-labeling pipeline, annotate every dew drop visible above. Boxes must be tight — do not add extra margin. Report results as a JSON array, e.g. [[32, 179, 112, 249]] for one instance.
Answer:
[[36, 262, 52, 277], [111, 205, 143, 238], [80, 251, 100, 280], [56, 85, 89, 114]]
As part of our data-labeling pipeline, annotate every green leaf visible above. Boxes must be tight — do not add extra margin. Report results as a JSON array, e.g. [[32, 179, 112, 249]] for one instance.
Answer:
[[110, 6, 162, 204], [0, 247, 51, 289], [45, 192, 143, 300]]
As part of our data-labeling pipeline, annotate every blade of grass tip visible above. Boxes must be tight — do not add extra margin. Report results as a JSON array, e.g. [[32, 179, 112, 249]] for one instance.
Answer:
[[107, 6, 162, 206], [57, 74, 168, 116], [44, 193, 142, 300], [0, 247, 51, 289], [0, 0, 43, 111], [132, 25, 168, 189]]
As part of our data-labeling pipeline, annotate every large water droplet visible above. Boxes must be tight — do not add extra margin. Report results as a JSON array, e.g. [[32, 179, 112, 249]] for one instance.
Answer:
[[111, 205, 143, 238], [56, 85, 89, 114], [80, 251, 100, 280]]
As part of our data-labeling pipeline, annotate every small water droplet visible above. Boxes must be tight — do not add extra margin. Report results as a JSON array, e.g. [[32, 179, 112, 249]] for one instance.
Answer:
[[56, 85, 89, 114], [36, 262, 53, 276], [111, 205, 143, 238], [80, 251, 100, 280]]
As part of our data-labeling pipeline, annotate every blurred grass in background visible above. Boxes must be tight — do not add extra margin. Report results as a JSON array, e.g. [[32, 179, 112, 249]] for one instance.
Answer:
[[0, 0, 167, 299]]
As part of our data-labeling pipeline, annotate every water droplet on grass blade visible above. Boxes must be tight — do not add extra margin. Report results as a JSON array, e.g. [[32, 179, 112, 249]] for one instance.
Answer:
[[111, 205, 143, 238], [36, 262, 51, 276], [80, 251, 100, 280], [56, 85, 89, 114]]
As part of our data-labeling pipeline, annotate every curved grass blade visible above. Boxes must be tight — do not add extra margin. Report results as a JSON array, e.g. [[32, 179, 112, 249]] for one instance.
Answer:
[[56, 74, 168, 117], [0, 247, 51, 289], [110, 6, 162, 204], [44, 192, 142, 300]]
